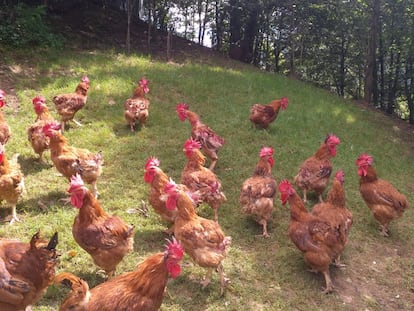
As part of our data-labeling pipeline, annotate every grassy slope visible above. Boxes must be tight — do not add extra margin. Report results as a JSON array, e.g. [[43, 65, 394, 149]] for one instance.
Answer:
[[0, 47, 413, 311]]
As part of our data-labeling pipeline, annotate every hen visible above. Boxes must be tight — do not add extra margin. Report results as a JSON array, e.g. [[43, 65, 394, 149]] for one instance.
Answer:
[[27, 95, 55, 162], [279, 180, 345, 293], [240, 146, 277, 238], [42, 121, 103, 197], [0, 231, 59, 311], [249, 97, 288, 129], [124, 77, 150, 131], [68, 174, 134, 278], [356, 153, 408, 236], [53, 75, 90, 132], [311, 170, 353, 265], [0, 89, 11, 145], [294, 134, 340, 203], [164, 179, 231, 295], [176, 103, 224, 171], [181, 139, 226, 222], [54, 237, 183, 311], [0, 144, 25, 224], [144, 157, 195, 234]]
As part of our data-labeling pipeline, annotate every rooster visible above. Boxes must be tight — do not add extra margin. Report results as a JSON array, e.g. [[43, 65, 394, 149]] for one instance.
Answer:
[[0, 143, 25, 224], [124, 77, 150, 131], [27, 95, 55, 162], [164, 179, 231, 295], [311, 170, 353, 266], [279, 180, 346, 293], [54, 237, 183, 311], [0, 231, 59, 311], [42, 121, 103, 197], [249, 97, 288, 129], [0, 89, 11, 145], [53, 75, 90, 132], [68, 174, 134, 278], [240, 146, 277, 237], [356, 153, 408, 236], [181, 138, 226, 222], [176, 103, 224, 171], [294, 134, 340, 203], [144, 157, 197, 234]]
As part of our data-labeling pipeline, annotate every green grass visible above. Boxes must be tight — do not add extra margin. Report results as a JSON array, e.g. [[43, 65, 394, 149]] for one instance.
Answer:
[[1, 46, 414, 311]]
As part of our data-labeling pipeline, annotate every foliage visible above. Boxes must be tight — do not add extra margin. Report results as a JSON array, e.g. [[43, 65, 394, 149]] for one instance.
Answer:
[[0, 3, 64, 48], [1, 46, 414, 310]]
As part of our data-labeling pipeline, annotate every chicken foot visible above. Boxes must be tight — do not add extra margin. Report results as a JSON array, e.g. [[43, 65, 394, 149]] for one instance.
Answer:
[[321, 270, 334, 294], [379, 224, 390, 237], [217, 263, 230, 296], [259, 219, 270, 238], [9, 205, 21, 225]]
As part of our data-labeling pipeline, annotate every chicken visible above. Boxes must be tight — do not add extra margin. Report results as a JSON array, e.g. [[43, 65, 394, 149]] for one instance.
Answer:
[[42, 121, 103, 197], [249, 97, 288, 129], [0, 144, 25, 224], [0, 231, 59, 311], [279, 180, 345, 293], [53, 75, 90, 132], [356, 153, 408, 236], [67, 174, 134, 278], [27, 95, 55, 162], [311, 170, 353, 265], [294, 134, 340, 203], [0, 89, 11, 145], [181, 138, 226, 222], [164, 179, 231, 295], [124, 77, 150, 131], [54, 237, 183, 311], [240, 146, 277, 238], [176, 103, 224, 171]]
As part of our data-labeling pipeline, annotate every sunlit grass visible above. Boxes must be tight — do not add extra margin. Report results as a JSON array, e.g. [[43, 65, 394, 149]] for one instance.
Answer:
[[0, 46, 413, 310]]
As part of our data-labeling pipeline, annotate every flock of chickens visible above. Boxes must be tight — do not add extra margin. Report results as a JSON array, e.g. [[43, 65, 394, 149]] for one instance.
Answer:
[[0, 75, 410, 310]]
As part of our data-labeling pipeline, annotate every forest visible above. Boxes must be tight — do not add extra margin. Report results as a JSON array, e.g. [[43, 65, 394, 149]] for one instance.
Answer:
[[1, 0, 414, 122]]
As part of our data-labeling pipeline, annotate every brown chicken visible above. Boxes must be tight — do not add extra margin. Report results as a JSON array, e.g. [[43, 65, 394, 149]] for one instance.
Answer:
[[181, 138, 226, 222], [54, 237, 184, 311], [68, 174, 134, 278], [27, 95, 55, 162], [0, 144, 25, 224], [356, 153, 408, 236], [164, 179, 231, 295], [0, 89, 11, 145], [311, 170, 353, 265], [42, 121, 103, 197], [124, 77, 150, 131], [176, 103, 224, 170], [0, 231, 59, 311], [240, 146, 277, 238], [249, 97, 289, 129], [279, 180, 345, 293], [294, 134, 340, 203], [53, 75, 90, 132]]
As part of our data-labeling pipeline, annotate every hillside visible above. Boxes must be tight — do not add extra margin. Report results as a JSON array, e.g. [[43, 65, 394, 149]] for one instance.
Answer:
[[0, 3, 413, 311]]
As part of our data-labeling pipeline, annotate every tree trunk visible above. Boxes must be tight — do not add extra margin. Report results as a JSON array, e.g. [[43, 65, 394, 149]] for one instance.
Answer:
[[364, 0, 380, 105], [229, 0, 242, 60]]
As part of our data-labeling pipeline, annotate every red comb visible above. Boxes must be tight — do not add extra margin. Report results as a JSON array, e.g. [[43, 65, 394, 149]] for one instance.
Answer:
[[325, 134, 340, 145], [145, 157, 160, 170], [32, 95, 46, 106], [139, 77, 149, 94], [278, 180, 293, 193], [259, 146, 274, 158], [68, 174, 84, 193], [81, 76, 90, 84], [165, 237, 184, 260], [356, 153, 373, 167], [176, 103, 189, 121]]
